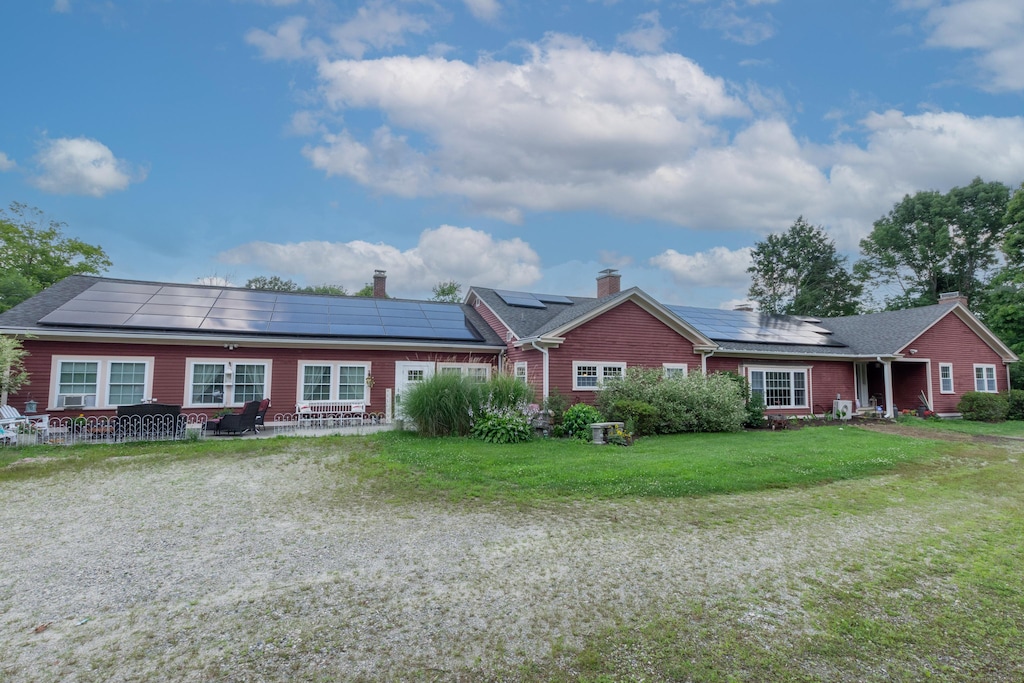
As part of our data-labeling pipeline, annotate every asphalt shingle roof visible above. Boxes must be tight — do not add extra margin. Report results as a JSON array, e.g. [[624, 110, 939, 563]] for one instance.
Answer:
[[470, 285, 967, 357]]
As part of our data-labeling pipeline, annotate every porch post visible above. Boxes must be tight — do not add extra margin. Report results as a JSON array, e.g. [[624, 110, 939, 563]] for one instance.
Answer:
[[883, 360, 894, 418]]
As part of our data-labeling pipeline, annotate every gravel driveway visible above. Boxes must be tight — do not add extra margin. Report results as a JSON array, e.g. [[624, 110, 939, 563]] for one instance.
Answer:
[[0, 443, 966, 681]]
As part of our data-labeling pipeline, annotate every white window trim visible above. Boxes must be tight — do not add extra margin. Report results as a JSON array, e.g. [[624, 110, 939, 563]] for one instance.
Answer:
[[973, 364, 997, 393], [572, 361, 626, 391], [297, 361, 372, 405], [186, 358, 273, 409], [437, 362, 492, 382], [939, 363, 954, 394], [747, 365, 811, 409], [663, 363, 688, 379], [514, 361, 528, 383], [50, 355, 155, 410]]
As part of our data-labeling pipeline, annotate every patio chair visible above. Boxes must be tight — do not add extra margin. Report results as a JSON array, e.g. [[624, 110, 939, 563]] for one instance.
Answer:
[[213, 400, 261, 435], [0, 404, 50, 440], [254, 399, 270, 433]]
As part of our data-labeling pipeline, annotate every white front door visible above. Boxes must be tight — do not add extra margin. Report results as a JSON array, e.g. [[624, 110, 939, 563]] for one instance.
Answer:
[[394, 361, 435, 418]]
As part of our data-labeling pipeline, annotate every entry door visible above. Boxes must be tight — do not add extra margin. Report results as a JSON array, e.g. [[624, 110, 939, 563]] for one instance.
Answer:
[[394, 361, 435, 418], [854, 363, 869, 409]]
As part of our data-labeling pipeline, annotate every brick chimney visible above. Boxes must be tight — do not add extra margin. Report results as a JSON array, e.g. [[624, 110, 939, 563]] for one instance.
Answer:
[[597, 269, 621, 297], [372, 270, 387, 298], [938, 291, 968, 307]]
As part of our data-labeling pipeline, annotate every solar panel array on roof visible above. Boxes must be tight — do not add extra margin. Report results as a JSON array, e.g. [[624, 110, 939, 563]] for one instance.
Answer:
[[494, 289, 575, 309], [38, 281, 483, 341], [667, 305, 842, 347]]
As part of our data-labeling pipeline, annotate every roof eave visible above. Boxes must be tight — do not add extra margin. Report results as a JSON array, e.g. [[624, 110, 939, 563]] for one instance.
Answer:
[[4, 326, 506, 353]]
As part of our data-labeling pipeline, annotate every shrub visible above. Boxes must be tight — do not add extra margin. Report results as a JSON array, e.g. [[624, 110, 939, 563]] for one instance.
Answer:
[[958, 391, 1008, 422], [744, 391, 767, 429], [401, 372, 483, 436], [596, 367, 746, 434], [1004, 389, 1024, 421], [544, 388, 570, 435], [604, 399, 658, 436], [562, 403, 604, 440], [470, 407, 534, 444]]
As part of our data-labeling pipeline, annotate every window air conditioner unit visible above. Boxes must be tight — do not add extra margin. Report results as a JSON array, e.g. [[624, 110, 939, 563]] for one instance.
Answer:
[[62, 394, 95, 409]]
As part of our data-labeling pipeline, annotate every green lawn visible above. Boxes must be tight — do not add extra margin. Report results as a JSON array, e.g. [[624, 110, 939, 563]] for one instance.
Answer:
[[356, 426, 951, 501], [897, 414, 1024, 437]]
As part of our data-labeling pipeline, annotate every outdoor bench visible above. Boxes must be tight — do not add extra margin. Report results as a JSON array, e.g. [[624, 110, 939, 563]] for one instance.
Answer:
[[589, 421, 625, 445]]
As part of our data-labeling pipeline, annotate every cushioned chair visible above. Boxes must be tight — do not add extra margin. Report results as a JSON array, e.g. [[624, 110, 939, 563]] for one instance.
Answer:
[[213, 400, 261, 435], [254, 399, 270, 433]]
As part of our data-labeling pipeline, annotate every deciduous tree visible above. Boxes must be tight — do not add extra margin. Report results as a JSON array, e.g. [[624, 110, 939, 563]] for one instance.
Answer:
[[747, 217, 861, 317], [0, 202, 111, 312], [430, 280, 462, 303], [855, 178, 1009, 310]]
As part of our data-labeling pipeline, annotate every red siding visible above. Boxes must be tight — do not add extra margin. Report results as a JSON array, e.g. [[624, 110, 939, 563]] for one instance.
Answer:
[[473, 298, 513, 345], [901, 311, 1010, 413], [549, 301, 702, 404], [16, 339, 498, 417], [716, 358, 855, 417]]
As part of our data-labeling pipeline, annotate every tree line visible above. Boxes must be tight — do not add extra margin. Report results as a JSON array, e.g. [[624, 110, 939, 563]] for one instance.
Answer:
[[2, 178, 1023, 381], [746, 177, 1024, 384]]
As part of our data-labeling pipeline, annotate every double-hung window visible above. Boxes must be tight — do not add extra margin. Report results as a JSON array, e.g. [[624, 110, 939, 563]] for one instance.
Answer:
[[437, 363, 491, 383], [974, 364, 997, 393], [573, 361, 625, 390], [663, 363, 688, 379], [939, 363, 954, 394], [51, 356, 153, 409], [299, 362, 371, 404], [514, 362, 528, 383], [749, 367, 809, 408], [188, 359, 271, 407]]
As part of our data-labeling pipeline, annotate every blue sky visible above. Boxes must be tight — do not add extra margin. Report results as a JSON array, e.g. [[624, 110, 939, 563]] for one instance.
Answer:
[[2, 0, 1023, 307]]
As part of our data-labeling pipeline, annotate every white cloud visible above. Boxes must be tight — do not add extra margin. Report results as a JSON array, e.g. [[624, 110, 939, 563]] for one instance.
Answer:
[[30, 137, 145, 197], [650, 246, 753, 288], [0, 152, 15, 172], [217, 225, 541, 296], [329, 1, 431, 59], [617, 11, 670, 53], [698, 1, 777, 45], [914, 0, 1024, 91], [52, 0, 71, 13], [463, 0, 501, 23], [247, 2, 431, 61], [267, 29, 1024, 249], [246, 16, 313, 61]]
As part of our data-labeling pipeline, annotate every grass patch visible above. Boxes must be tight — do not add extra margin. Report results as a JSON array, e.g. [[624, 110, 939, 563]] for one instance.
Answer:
[[543, 447, 1024, 682], [0, 435, 306, 482], [897, 416, 1024, 438], [356, 426, 953, 502]]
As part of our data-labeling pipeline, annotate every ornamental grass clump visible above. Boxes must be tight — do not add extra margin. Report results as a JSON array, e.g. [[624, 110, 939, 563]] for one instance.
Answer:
[[401, 372, 483, 436]]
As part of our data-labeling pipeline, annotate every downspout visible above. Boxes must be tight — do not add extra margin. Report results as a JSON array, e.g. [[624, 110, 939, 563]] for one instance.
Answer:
[[702, 349, 714, 374], [530, 341, 550, 400], [878, 356, 894, 418]]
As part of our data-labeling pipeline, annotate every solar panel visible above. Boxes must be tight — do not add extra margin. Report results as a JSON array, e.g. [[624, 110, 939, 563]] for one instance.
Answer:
[[37, 281, 487, 343], [666, 305, 842, 347], [534, 293, 574, 305], [494, 290, 547, 309]]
